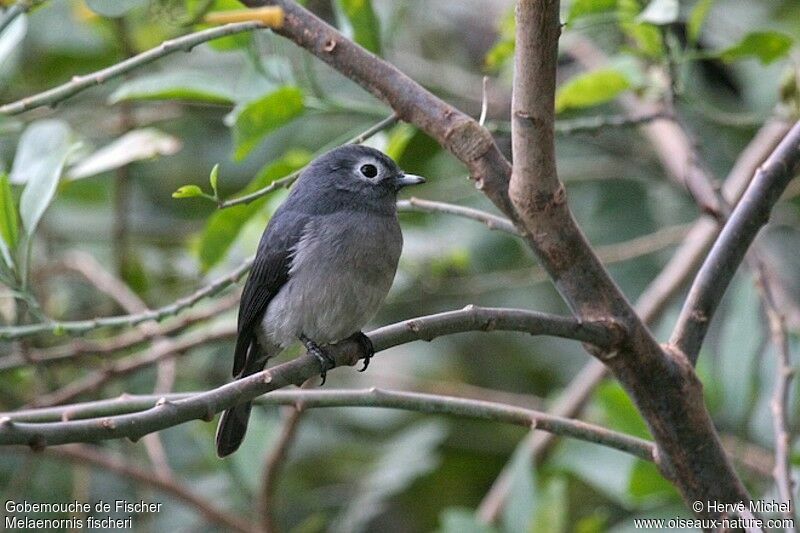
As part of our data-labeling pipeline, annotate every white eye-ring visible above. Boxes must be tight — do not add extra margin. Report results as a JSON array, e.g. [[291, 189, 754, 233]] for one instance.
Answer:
[[360, 163, 378, 178]]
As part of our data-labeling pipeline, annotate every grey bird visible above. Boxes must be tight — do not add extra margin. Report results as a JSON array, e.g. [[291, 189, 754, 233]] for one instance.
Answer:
[[216, 144, 425, 457]]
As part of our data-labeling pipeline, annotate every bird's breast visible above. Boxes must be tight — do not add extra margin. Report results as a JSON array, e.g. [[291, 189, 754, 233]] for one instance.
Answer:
[[262, 211, 402, 346]]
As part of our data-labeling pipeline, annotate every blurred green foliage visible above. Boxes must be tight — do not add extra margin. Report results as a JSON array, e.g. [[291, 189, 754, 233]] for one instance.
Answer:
[[0, 0, 799, 532]]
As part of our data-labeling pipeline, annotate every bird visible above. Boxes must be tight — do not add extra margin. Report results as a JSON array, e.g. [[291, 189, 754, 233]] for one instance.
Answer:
[[216, 144, 425, 457]]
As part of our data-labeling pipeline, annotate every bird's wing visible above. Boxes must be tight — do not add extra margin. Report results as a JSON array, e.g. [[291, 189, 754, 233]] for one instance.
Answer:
[[233, 210, 309, 377]]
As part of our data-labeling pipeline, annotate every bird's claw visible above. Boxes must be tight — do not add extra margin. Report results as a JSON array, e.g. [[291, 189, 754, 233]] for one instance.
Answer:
[[301, 335, 334, 385], [349, 331, 374, 372]]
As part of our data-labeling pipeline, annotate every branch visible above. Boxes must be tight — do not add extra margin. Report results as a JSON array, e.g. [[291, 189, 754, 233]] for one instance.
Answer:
[[258, 380, 314, 533], [0, 21, 276, 115], [11, 444, 258, 533], [0, 294, 238, 371], [396, 198, 520, 236], [567, 36, 724, 218], [753, 261, 796, 525], [0, 0, 44, 35], [477, 81, 795, 527], [29, 324, 235, 408], [0, 257, 251, 340], [506, 0, 750, 516], [489, 112, 674, 136], [0, 305, 613, 444], [671, 121, 800, 363], [232, 0, 749, 518], [33, 306, 612, 407], [239, 0, 515, 217], [2, 388, 654, 462], [477, 216, 700, 523]]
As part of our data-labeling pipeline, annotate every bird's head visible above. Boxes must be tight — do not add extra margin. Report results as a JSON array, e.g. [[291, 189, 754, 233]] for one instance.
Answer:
[[291, 145, 425, 215]]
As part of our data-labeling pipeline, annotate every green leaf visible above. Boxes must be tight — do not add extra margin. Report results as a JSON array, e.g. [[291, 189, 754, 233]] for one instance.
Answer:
[[332, 421, 447, 533], [688, 0, 715, 44], [719, 31, 794, 65], [628, 460, 677, 502], [533, 478, 567, 533], [198, 150, 311, 270], [333, 0, 382, 55], [552, 440, 636, 506], [85, 0, 148, 17], [484, 9, 515, 71], [637, 0, 679, 25], [555, 68, 631, 113], [567, 0, 617, 24], [596, 381, 652, 439], [209, 164, 220, 197], [618, 0, 664, 58], [172, 185, 204, 198], [12, 120, 72, 236], [503, 445, 537, 533], [0, 174, 18, 252], [109, 72, 238, 105], [438, 508, 499, 533], [229, 86, 305, 161], [385, 124, 417, 161], [485, 40, 515, 72], [68, 128, 181, 180]]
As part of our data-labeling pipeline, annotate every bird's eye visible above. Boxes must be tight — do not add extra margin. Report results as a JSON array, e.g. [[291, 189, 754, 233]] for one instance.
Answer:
[[360, 164, 378, 178]]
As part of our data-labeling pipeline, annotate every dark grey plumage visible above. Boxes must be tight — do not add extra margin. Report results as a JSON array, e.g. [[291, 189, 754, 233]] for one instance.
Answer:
[[216, 145, 424, 457]]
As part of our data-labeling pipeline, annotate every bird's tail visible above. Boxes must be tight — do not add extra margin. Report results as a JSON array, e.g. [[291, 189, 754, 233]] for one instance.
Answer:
[[216, 344, 271, 457], [216, 400, 254, 458]]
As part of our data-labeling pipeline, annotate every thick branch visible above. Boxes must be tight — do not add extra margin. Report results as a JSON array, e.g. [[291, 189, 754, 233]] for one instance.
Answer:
[[2, 388, 654, 462], [508, 0, 749, 515], [671, 121, 800, 363], [239, 0, 516, 218], [478, 75, 794, 527], [0, 306, 611, 445]]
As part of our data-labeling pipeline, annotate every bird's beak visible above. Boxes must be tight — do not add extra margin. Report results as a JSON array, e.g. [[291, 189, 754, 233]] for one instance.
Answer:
[[394, 173, 426, 189]]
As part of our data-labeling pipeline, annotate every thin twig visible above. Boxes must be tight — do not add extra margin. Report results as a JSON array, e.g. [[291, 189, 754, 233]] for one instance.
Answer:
[[475, 117, 793, 525], [0, 21, 273, 115], [489, 112, 673, 136], [29, 324, 236, 408], [397, 197, 520, 235], [55, 249, 176, 476], [3, 389, 655, 462], [567, 35, 724, 218], [0, 0, 42, 35], [752, 260, 796, 528], [11, 444, 259, 533], [0, 293, 239, 371], [217, 113, 398, 208], [258, 379, 314, 533], [0, 257, 252, 340], [671, 121, 800, 363]]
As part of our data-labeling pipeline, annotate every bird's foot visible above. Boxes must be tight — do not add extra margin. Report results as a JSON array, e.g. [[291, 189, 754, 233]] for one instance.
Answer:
[[300, 335, 335, 385], [347, 331, 374, 372]]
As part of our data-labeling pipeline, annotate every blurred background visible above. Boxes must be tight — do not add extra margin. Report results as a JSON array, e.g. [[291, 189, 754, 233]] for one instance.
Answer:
[[0, 0, 799, 531]]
